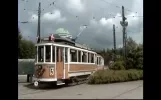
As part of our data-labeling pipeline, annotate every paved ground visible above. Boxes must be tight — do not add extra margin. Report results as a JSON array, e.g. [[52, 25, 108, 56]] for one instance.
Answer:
[[18, 75, 143, 99]]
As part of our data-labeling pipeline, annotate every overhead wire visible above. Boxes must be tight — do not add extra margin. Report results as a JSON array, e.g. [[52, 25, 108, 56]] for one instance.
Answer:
[[91, 0, 143, 21], [99, 0, 137, 14], [19, 0, 143, 29]]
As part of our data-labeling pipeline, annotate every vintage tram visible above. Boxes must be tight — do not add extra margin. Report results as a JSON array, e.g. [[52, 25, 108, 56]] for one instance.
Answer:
[[33, 34, 104, 87]]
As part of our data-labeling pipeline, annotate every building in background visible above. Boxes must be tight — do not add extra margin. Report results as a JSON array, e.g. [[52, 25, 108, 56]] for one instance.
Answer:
[[55, 28, 73, 39]]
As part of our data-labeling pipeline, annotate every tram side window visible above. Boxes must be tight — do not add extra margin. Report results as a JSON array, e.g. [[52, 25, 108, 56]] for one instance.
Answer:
[[45, 45, 51, 62], [78, 51, 81, 62], [82, 52, 87, 62], [70, 49, 77, 62], [88, 53, 91, 63], [56, 47, 59, 62], [97, 57, 99, 65], [91, 53, 94, 63], [38, 46, 44, 62], [52, 46, 55, 62], [65, 48, 68, 63], [95, 54, 97, 64], [99, 57, 101, 65], [60, 48, 63, 62]]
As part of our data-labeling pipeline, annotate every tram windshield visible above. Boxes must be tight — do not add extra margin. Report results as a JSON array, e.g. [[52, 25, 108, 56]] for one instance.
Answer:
[[37, 45, 55, 63], [38, 46, 44, 62]]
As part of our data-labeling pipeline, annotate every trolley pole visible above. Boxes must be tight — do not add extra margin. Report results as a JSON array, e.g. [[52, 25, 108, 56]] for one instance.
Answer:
[[120, 6, 128, 66], [27, 2, 41, 83]]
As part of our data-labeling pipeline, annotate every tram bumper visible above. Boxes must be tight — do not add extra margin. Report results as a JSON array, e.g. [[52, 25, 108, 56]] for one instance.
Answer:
[[33, 77, 58, 87], [33, 77, 57, 83]]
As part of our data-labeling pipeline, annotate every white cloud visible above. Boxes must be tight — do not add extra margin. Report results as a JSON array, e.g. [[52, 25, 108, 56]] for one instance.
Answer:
[[19, 0, 143, 49], [90, 13, 121, 27], [29, 9, 66, 23], [90, 11, 142, 28], [89, 3, 143, 45], [99, 18, 113, 26], [66, 0, 85, 12], [89, 19, 98, 26], [43, 10, 66, 22], [128, 31, 143, 44], [30, 14, 38, 22]]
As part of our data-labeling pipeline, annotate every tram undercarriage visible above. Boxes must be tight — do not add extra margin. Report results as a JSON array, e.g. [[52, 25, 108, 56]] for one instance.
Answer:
[[33, 74, 91, 87]]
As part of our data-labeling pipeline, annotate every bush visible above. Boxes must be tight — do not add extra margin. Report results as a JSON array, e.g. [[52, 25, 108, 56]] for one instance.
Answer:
[[88, 69, 143, 84], [111, 61, 125, 70]]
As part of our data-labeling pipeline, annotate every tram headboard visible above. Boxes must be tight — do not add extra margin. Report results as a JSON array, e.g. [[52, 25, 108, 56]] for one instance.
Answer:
[[18, 59, 35, 75]]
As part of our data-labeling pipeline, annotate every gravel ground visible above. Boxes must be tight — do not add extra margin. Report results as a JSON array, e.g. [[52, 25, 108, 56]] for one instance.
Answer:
[[18, 75, 143, 99]]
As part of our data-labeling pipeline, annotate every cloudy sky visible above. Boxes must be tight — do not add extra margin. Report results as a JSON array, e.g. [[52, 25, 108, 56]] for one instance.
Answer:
[[18, 0, 143, 50]]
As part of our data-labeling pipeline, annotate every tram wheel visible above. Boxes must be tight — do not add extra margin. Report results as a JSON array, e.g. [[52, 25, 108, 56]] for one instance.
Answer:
[[34, 81, 39, 88]]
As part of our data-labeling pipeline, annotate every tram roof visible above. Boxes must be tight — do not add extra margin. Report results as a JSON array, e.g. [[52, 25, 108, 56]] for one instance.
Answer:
[[38, 34, 95, 51], [37, 34, 104, 58]]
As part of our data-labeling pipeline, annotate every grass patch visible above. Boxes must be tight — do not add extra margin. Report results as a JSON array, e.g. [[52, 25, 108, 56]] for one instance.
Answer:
[[88, 69, 143, 84]]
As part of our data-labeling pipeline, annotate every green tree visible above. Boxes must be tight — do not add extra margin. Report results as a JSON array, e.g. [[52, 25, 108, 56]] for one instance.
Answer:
[[126, 37, 143, 69], [20, 40, 35, 59], [18, 29, 22, 58], [97, 37, 143, 70], [18, 29, 35, 59]]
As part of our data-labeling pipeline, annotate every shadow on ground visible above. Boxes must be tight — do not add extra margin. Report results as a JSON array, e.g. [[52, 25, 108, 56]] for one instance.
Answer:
[[23, 83, 80, 90]]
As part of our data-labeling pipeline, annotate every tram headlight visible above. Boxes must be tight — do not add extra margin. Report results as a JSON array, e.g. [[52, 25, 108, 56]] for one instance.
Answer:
[[38, 65, 42, 69]]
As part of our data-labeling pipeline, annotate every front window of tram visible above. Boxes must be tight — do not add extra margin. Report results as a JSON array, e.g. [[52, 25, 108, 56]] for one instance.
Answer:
[[45, 45, 51, 62], [37, 45, 55, 63], [38, 46, 44, 62]]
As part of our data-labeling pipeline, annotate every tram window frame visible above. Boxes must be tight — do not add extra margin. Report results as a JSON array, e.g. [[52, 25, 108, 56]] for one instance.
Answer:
[[52, 46, 55, 62], [88, 53, 90, 63], [45, 45, 51, 62], [70, 49, 77, 62], [38, 46, 44, 62]]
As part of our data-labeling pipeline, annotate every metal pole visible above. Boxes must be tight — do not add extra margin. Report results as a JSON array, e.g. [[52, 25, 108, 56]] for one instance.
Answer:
[[120, 6, 128, 66], [37, 2, 41, 43], [113, 24, 116, 61]]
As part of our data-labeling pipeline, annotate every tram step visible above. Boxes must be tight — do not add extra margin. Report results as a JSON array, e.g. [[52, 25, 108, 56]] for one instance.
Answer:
[[57, 80, 65, 85], [57, 83, 65, 85]]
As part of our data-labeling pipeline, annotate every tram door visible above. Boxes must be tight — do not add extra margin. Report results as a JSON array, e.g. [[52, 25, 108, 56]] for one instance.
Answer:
[[56, 46, 64, 79]]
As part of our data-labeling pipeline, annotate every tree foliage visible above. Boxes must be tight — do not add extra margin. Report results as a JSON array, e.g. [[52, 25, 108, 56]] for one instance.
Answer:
[[98, 37, 143, 70], [126, 42, 143, 69], [18, 30, 35, 59]]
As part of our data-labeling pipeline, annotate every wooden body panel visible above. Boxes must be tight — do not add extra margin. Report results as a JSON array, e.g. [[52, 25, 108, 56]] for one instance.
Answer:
[[56, 62, 64, 79], [96, 66, 104, 70], [64, 64, 69, 79], [69, 64, 96, 72], [34, 64, 55, 78]]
